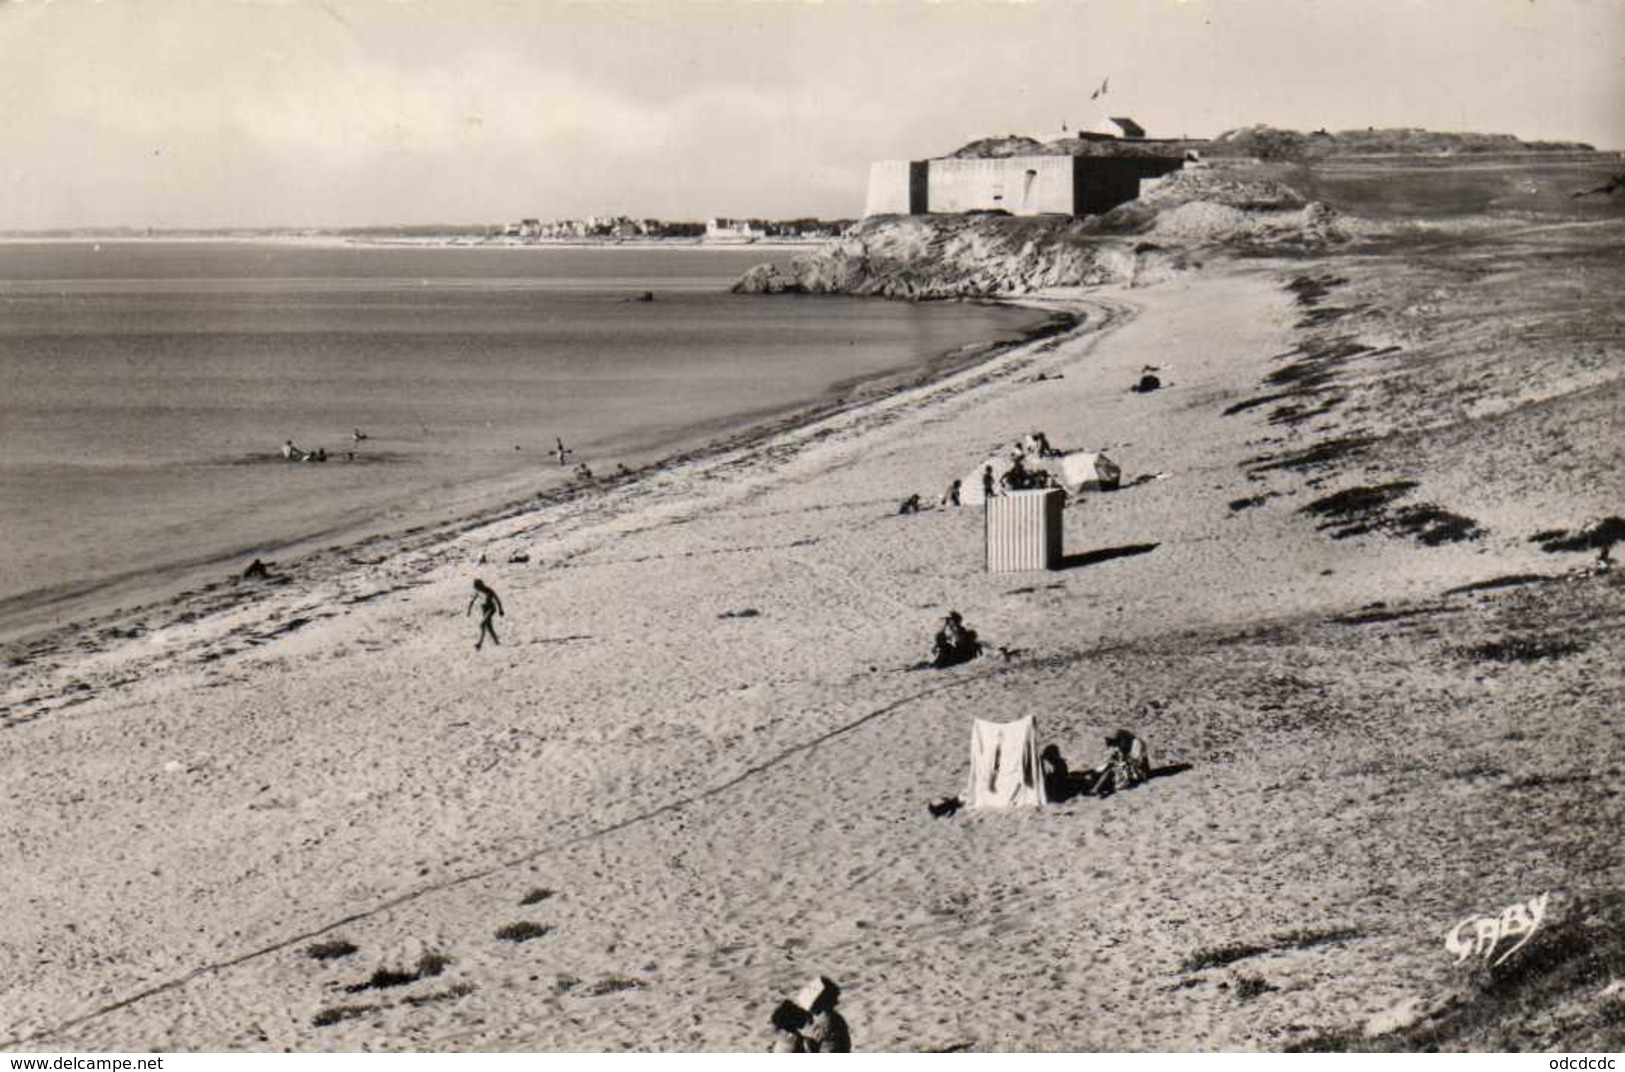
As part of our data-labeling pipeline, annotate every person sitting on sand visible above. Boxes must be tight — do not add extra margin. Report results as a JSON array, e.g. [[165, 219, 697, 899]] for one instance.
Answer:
[[281, 439, 305, 461], [898, 493, 922, 515], [242, 558, 270, 581], [466, 578, 504, 651], [1040, 743, 1073, 801], [1093, 729, 1151, 797], [941, 478, 962, 507], [768, 1000, 810, 1053], [1022, 431, 1058, 458], [932, 610, 982, 669], [797, 977, 852, 1054]]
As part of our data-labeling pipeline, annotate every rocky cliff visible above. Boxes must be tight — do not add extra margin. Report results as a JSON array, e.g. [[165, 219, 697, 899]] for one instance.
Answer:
[[733, 170, 1344, 299]]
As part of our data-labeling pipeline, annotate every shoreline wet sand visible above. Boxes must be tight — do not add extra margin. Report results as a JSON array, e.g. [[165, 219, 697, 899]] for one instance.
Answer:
[[0, 264, 1062, 651], [3, 218, 1623, 1051]]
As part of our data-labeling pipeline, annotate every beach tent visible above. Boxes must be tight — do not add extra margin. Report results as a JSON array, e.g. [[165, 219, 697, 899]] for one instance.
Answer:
[[1054, 451, 1122, 494], [958, 453, 1026, 507], [966, 715, 1048, 809]]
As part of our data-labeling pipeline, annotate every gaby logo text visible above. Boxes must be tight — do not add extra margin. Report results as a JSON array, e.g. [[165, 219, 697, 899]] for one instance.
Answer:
[[1444, 891, 1549, 967]]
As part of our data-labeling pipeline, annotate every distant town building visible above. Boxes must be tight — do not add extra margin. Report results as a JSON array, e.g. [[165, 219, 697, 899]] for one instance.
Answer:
[[705, 218, 763, 241]]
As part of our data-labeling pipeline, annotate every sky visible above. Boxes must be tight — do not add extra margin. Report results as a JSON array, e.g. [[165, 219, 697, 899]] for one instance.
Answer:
[[1, 0, 1621, 229]]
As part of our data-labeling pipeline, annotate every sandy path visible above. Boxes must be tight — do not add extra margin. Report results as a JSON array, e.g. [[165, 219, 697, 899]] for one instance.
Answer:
[[3, 249, 1620, 1051]]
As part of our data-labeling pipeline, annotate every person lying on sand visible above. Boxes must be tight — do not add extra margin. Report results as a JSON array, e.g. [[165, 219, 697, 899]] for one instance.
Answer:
[[467, 578, 504, 650]]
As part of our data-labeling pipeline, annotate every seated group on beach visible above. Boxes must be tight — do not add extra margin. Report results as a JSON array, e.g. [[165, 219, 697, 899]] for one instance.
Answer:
[[280, 440, 329, 463], [1041, 730, 1152, 801], [999, 455, 1053, 493]]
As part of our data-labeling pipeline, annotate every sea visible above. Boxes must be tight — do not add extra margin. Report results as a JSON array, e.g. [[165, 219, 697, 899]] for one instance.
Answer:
[[0, 241, 1045, 638]]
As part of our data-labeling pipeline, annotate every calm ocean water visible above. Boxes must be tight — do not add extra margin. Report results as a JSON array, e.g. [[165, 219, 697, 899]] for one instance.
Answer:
[[0, 241, 1042, 630]]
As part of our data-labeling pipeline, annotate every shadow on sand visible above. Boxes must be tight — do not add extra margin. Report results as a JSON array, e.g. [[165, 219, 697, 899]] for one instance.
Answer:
[[1054, 542, 1160, 571], [1046, 761, 1193, 803]]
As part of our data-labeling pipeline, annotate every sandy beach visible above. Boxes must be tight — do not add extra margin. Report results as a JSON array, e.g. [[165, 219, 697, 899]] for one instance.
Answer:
[[3, 213, 1623, 1050]]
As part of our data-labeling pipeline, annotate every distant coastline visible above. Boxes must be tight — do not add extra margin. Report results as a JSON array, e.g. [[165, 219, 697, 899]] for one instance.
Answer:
[[0, 233, 833, 254]]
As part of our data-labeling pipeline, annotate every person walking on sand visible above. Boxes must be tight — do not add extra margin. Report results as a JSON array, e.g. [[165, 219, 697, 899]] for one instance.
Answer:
[[982, 464, 997, 501], [466, 578, 504, 650]]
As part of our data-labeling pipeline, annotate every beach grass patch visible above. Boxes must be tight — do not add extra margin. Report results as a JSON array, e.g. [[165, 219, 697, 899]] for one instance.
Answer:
[[312, 1003, 376, 1028], [1531, 516, 1625, 555], [1301, 481, 1417, 529], [1183, 926, 1363, 974], [342, 949, 452, 993], [1284, 1028, 1362, 1052], [1465, 635, 1584, 663], [1286, 273, 1347, 307], [1183, 942, 1270, 973], [1503, 772, 1593, 791], [1389, 503, 1484, 545], [305, 939, 359, 962], [1222, 391, 1293, 417], [1234, 973, 1276, 1001], [403, 982, 475, 1008], [1442, 573, 1552, 597], [1228, 491, 1279, 511], [495, 921, 553, 944], [1248, 435, 1374, 474], [1333, 603, 1455, 626], [344, 967, 418, 993]]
